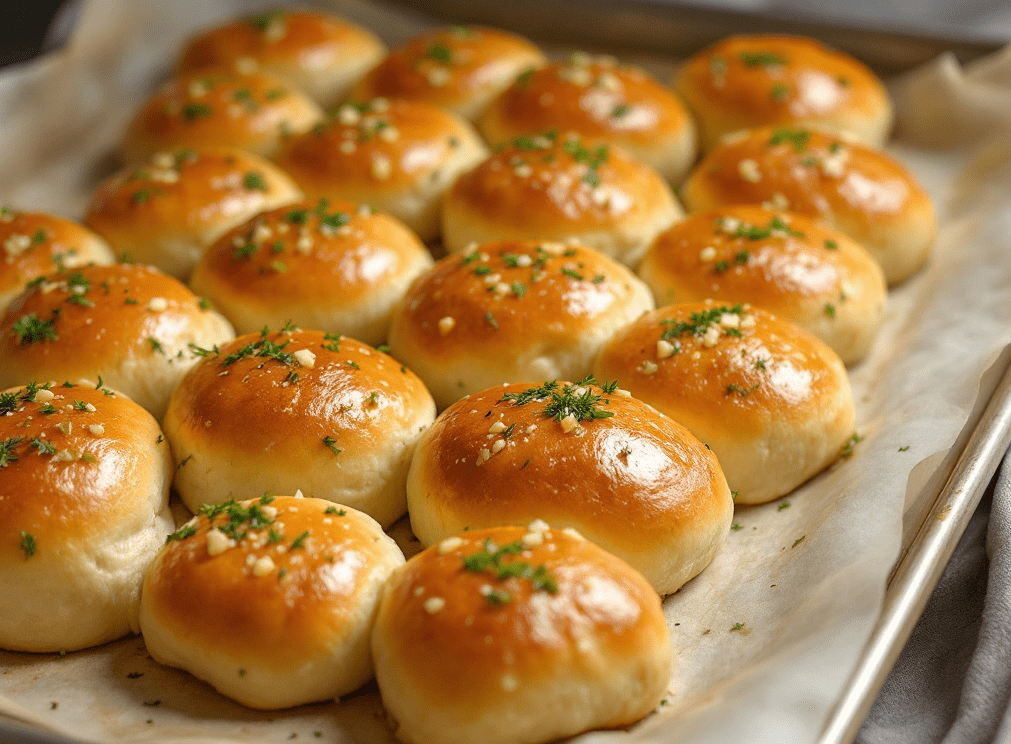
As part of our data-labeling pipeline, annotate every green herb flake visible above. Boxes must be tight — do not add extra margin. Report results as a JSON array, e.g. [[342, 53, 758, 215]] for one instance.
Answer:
[[792, 535, 806, 548], [484, 311, 499, 329], [730, 622, 745, 631], [243, 172, 268, 191], [824, 303, 836, 318], [770, 83, 790, 101], [19, 530, 36, 557], [500, 374, 616, 423], [899, 445, 910, 452], [13, 312, 59, 344], [289, 531, 310, 550], [181, 102, 212, 121], [769, 128, 810, 153], [323, 436, 342, 455], [165, 524, 198, 542], [425, 42, 453, 64], [740, 51, 787, 67]]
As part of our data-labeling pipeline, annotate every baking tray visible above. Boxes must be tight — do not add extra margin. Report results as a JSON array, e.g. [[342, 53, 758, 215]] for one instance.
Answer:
[[1, 1, 1009, 742]]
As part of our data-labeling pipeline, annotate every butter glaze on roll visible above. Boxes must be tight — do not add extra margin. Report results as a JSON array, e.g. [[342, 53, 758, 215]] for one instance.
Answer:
[[593, 302, 855, 504], [348, 25, 547, 121], [680, 126, 935, 285], [140, 496, 405, 709], [0, 207, 115, 313], [274, 98, 488, 242], [177, 9, 386, 107], [372, 525, 671, 744], [0, 263, 235, 420], [388, 240, 654, 409], [674, 35, 893, 153], [406, 378, 733, 595], [190, 198, 433, 344], [478, 52, 697, 183], [121, 68, 323, 161], [0, 381, 173, 652], [84, 147, 302, 281], [441, 131, 682, 266], [163, 329, 436, 527], [638, 206, 886, 365]]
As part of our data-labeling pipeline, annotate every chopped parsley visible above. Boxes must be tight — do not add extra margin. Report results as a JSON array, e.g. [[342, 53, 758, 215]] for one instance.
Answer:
[[740, 51, 787, 67], [13, 312, 59, 344], [500, 375, 617, 423], [325, 506, 347, 516], [220, 333, 294, 367], [198, 494, 276, 542], [769, 127, 810, 152], [462, 538, 558, 600], [323, 436, 342, 455], [19, 530, 36, 557], [484, 311, 498, 329], [726, 382, 760, 396], [840, 433, 864, 458], [425, 42, 453, 64], [31, 437, 56, 456], [181, 102, 212, 121], [770, 83, 790, 101], [0, 437, 25, 468], [243, 172, 267, 191], [165, 523, 198, 542], [660, 304, 743, 342], [289, 531, 310, 550], [560, 267, 584, 281]]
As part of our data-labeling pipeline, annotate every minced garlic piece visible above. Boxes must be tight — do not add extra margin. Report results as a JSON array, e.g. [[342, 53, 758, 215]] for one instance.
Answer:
[[501, 673, 519, 692], [488, 421, 507, 434], [252, 555, 276, 577], [720, 312, 740, 329], [35, 389, 55, 403], [438, 316, 455, 335], [702, 326, 721, 347], [206, 528, 235, 556], [738, 159, 762, 183], [370, 154, 392, 181], [656, 339, 676, 359], [521, 531, 544, 549], [147, 297, 168, 312], [640, 360, 659, 375], [427, 67, 451, 87], [293, 349, 316, 369], [562, 527, 585, 540], [88, 424, 105, 436], [438, 536, 464, 554], [424, 597, 446, 614], [491, 439, 506, 454], [559, 414, 577, 433]]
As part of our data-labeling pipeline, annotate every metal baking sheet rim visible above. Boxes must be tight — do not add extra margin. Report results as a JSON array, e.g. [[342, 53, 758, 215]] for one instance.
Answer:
[[1, 2, 1008, 742]]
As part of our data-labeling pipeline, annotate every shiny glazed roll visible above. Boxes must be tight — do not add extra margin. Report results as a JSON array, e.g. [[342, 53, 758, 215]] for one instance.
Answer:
[[121, 68, 323, 161], [177, 8, 386, 107], [0, 381, 173, 652], [478, 52, 698, 183], [0, 263, 235, 420], [189, 198, 434, 344], [140, 496, 405, 709], [163, 329, 436, 527], [274, 98, 488, 242], [406, 378, 733, 595], [387, 240, 654, 409], [0, 207, 115, 312], [679, 126, 935, 285], [84, 147, 302, 281], [441, 131, 682, 266], [638, 206, 886, 365], [593, 302, 856, 504], [673, 34, 893, 152], [348, 25, 546, 121], [371, 525, 672, 744]]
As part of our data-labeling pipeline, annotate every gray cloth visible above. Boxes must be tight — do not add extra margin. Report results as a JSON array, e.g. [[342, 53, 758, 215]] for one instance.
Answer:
[[857, 451, 1011, 744]]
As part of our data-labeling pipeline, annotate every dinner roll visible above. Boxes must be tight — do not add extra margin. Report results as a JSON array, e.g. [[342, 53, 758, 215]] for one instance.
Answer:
[[140, 496, 404, 709], [478, 52, 697, 183], [680, 126, 935, 285], [673, 34, 893, 152], [638, 206, 886, 365], [121, 68, 323, 161], [388, 240, 654, 409], [0, 264, 235, 420], [0, 380, 173, 652], [593, 302, 856, 504], [177, 8, 386, 107], [407, 378, 733, 595], [0, 207, 115, 312], [163, 329, 435, 527], [189, 198, 433, 344], [274, 98, 487, 242], [348, 26, 546, 121], [372, 525, 671, 744], [442, 131, 682, 265], [84, 147, 302, 281]]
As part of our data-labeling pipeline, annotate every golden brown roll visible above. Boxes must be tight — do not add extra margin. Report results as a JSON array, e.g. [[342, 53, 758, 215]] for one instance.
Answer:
[[441, 131, 682, 265], [0, 263, 235, 420], [407, 378, 733, 595], [638, 206, 886, 365], [673, 34, 893, 153], [274, 98, 488, 242], [177, 8, 386, 107], [593, 302, 856, 504], [348, 25, 546, 121], [140, 495, 405, 709], [680, 126, 935, 285], [388, 240, 654, 409], [121, 68, 323, 161], [0, 207, 115, 313], [0, 381, 173, 652], [84, 147, 302, 281], [163, 329, 436, 527], [371, 524, 672, 744], [478, 52, 697, 183], [189, 198, 434, 344]]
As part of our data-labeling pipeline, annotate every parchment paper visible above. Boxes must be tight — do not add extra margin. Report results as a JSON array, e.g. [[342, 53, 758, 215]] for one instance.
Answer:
[[2, 1, 1011, 742]]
